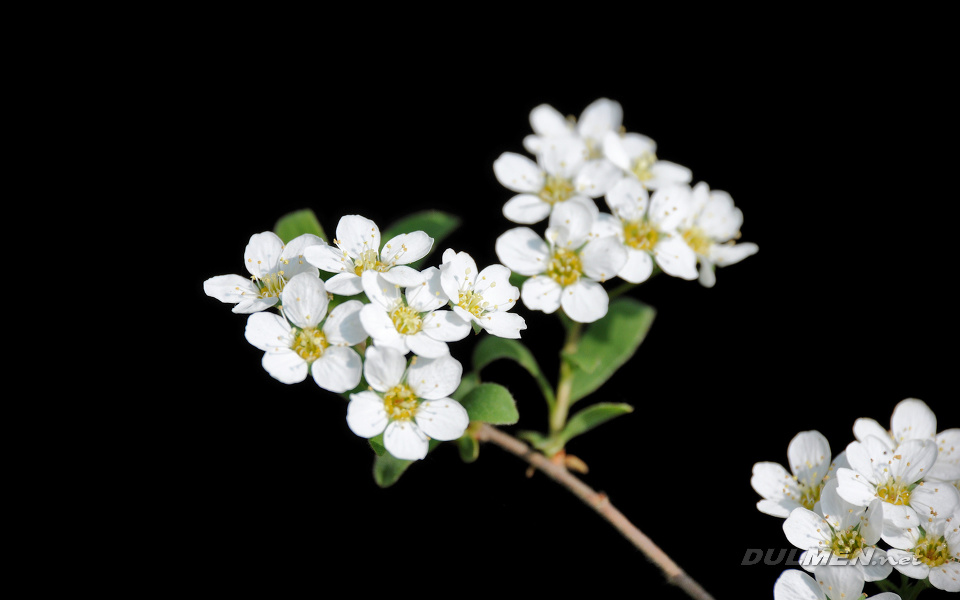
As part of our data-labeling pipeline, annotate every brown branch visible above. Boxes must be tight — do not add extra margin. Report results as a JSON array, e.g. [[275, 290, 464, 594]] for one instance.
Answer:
[[474, 423, 715, 600]]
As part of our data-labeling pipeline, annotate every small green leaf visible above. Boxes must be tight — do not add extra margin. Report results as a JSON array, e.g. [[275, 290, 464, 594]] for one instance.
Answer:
[[372, 439, 440, 487], [457, 435, 479, 463], [381, 210, 461, 270], [472, 337, 556, 407], [558, 403, 633, 446], [458, 383, 519, 425], [274, 208, 327, 243], [516, 430, 551, 452], [568, 297, 655, 404], [369, 433, 385, 456]]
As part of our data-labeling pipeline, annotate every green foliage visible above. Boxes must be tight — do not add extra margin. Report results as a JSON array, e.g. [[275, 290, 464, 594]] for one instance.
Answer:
[[381, 210, 461, 270], [472, 337, 555, 406], [557, 403, 633, 446], [369, 433, 385, 456], [274, 208, 327, 243], [373, 439, 441, 488], [458, 383, 519, 425], [457, 435, 480, 463]]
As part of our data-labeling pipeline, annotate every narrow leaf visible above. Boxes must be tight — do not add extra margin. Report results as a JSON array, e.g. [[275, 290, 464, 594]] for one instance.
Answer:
[[458, 383, 519, 425], [274, 208, 327, 243], [472, 337, 555, 407], [380, 210, 461, 270], [558, 403, 634, 446]]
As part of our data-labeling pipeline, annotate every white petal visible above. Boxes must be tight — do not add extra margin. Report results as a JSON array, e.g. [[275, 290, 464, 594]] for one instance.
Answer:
[[245, 312, 293, 351], [928, 560, 960, 592], [336, 215, 381, 259], [204, 274, 260, 306], [698, 191, 743, 241], [618, 248, 653, 284], [233, 296, 278, 314], [783, 508, 831, 550], [605, 177, 648, 222], [503, 193, 552, 224], [814, 565, 865, 598], [890, 398, 938, 444], [853, 419, 892, 446], [887, 548, 929, 580], [311, 346, 362, 393], [383, 420, 429, 460], [788, 431, 833, 488], [422, 310, 471, 342], [538, 136, 587, 178], [361, 271, 402, 310], [893, 439, 938, 483], [522, 134, 547, 155], [405, 266, 447, 313], [323, 272, 364, 295], [381, 231, 433, 266], [408, 354, 462, 400], [648, 184, 691, 231], [574, 159, 624, 198], [653, 236, 699, 280], [479, 311, 527, 339], [758, 498, 803, 519], [322, 300, 367, 346], [577, 98, 622, 143], [835, 467, 879, 506], [579, 236, 627, 283], [547, 199, 594, 249], [698, 261, 716, 288], [929, 428, 960, 481], [279, 233, 325, 279], [773, 569, 824, 600], [346, 391, 388, 438], [280, 272, 328, 330], [710, 242, 759, 266], [561, 279, 608, 323], [521, 276, 562, 314], [474, 264, 519, 308], [493, 152, 544, 193], [909, 484, 960, 525], [439, 250, 478, 302], [860, 499, 885, 545], [362, 344, 406, 392], [303, 243, 352, 274], [405, 332, 449, 358], [380, 265, 426, 287], [845, 438, 884, 483], [589, 212, 623, 240], [416, 398, 469, 441], [752, 462, 800, 502], [243, 231, 285, 278], [261, 349, 308, 384], [495, 228, 550, 276], [529, 103, 571, 137], [646, 160, 692, 190]]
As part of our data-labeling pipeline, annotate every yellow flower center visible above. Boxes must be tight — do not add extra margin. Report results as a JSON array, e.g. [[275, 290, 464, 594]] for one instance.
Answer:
[[799, 482, 822, 511], [876, 477, 912, 505], [458, 289, 488, 318], [829, 527, 867, 560], [546, 247, 582, 287], [292, 327, 328, 362], [353, 248, 387, 276], [539, 175, 575, 205], [623, 220, 659, 251], [254, 271, 286, 298], [585, 137, 604, 160], [631, 151, 657, 181], [383, 384, 419, 421], [682, 227, 712, 256], [390, 304, 423, 335], [913, 535, 951, 567]]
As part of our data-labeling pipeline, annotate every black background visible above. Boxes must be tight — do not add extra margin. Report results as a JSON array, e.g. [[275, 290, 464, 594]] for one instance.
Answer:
[[166, 34, 958, 599]]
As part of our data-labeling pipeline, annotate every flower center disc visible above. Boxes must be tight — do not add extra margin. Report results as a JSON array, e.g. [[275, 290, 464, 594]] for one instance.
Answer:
[[256, 271, 286, 298], [353, 248, 386, 276], [914, 536, 951, 567], [383, 384, 418, 421], [458, 290, 487, 318], [799, 483, 822, 511], [390, 305, 423, 335], [631, 151, 657, 181], [876, 477, 912, 505], [539, 175, 575, 205], [830, 528, 866, 560], [682, 227, 711, 255], [623, 220, 659, 251], [547, 248, 582, 286], [292, 328, 328, 361]]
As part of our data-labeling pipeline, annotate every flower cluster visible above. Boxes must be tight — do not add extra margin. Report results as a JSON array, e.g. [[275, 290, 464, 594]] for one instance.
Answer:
[[753, 398, 960, 596], [492, 98, 758, 324], [204, 215, 527, 460]]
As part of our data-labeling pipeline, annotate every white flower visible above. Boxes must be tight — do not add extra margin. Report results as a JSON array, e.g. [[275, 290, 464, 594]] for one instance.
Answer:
[[302, 215, 432, 295], [243, 273, 365, 392], [359, 268, 470, 358], [751, 430, 848, 518], [783, 480, 892, 582], [774, 568, 900, 600], [600, 178, 698, 283], [836, 435, 960, 528], [495, 200, 626, 323], [439, 249, 527, 339], [346, 345, 468, 461], [602, 129, 692, 191], [853, 398, 960, 483], [883, 509, 960, 591], [204, 231, 324, 313], [678, 181, 759, 288]]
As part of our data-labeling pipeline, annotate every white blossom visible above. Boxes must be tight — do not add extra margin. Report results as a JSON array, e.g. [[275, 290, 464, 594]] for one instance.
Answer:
[[439, 249, 526, 339], [602, 129, 691, 191], [204, 231, 323, 313], [883, 509, 960, 591], [773, 568, 900, 600]]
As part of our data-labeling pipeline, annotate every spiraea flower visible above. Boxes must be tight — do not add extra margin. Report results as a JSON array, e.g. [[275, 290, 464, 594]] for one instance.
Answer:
[[774, 568, 900, 600], [836, 435, 960, 528], [853, 398, 960, 484], [602, 129, 691, 191], [359, 268, 470, 358], [599, 178, 698, 283], [243, 272, 366, 392], [495, 200, 626, 323], [883, 509, 960, 592], [303, 215, 433, 295], [439, 249, 527, 339], [204, 231, 324, 313], [678, 181, 759, 288], [783, 479, 892, 582], [751, 430, 848, 518], [346, 345, 468, 461]]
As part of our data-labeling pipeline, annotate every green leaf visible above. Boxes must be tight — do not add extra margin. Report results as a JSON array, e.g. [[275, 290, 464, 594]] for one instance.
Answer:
[[458, 383, 519, 425], [274, 208, 327, 243], [372, 439, 440, 487], [516, 430, 551, 452], [558, 403, 633, 446], [472, 337, 556, 407], [509, 272, 529, 288], [568, 298, 655, 404], [451, 372, 480, 401], [457, 435, 479, 463], [380, 210, 461, 270], [369, 433, 385, 456]]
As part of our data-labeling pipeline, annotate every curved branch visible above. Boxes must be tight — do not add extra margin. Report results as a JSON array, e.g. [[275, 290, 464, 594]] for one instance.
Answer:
[[475, 423, 715, 600]]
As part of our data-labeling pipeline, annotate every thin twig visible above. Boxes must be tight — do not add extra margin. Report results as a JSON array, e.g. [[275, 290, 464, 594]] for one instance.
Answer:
[[475, 423, 715, 600]]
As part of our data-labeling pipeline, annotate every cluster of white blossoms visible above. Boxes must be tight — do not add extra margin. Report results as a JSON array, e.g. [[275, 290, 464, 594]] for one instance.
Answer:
[[753, 398, 960, 596], [492, 98, 758, 324], [204, 215, 527, 460]]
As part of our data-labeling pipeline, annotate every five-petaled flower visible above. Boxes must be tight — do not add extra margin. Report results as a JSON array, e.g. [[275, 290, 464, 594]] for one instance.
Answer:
[[439, 249, 526, 339]]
